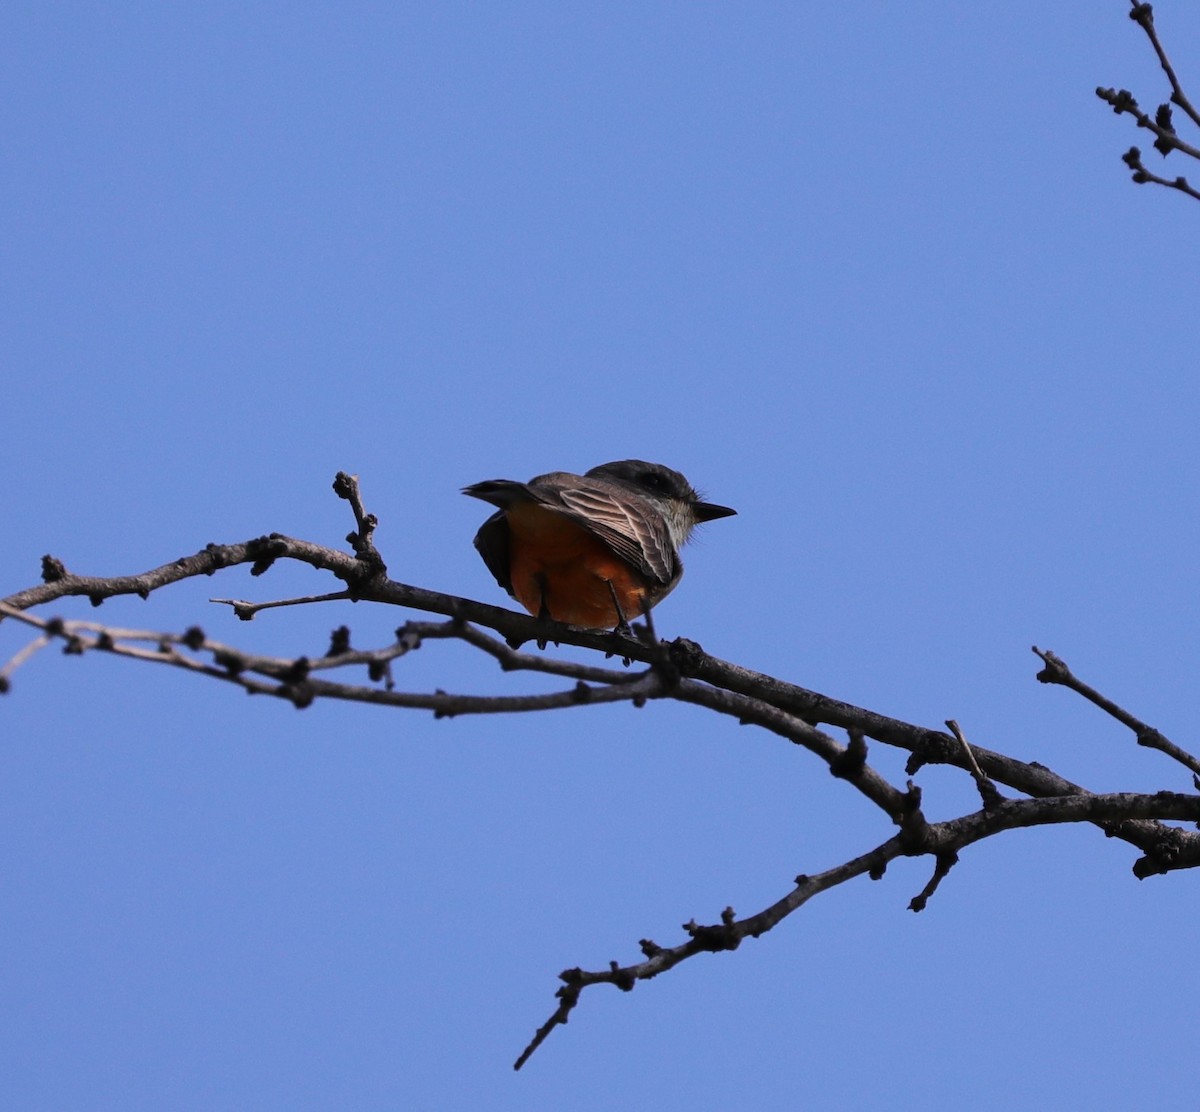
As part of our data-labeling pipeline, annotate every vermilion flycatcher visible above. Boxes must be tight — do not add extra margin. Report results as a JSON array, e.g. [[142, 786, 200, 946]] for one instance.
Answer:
[[463, 459, 736, 630]]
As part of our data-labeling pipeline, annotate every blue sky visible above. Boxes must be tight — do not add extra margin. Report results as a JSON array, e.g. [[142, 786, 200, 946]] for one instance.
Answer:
[[3, 3, 1200, 1109]]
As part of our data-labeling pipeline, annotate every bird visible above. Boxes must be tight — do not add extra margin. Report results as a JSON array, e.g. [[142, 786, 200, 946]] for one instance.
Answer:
[[463, 459, 736, 631]]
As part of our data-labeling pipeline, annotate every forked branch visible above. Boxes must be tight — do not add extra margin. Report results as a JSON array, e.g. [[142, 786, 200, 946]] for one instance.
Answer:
[[4, 472, 1199, 1070], [1097, 2, 1200, 202]]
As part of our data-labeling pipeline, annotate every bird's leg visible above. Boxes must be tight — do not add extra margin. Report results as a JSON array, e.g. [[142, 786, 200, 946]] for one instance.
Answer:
[[604, 580, 633, 636], [599, 580, 635, 667], [535, 573, 551, 650]]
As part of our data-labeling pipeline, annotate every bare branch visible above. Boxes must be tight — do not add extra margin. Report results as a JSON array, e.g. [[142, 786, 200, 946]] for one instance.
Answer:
[[945, 719, 1005, 809], [515, 835, 901, 1070], [1097, 4, 1200, 202], [908, 852, 958, 913], [8, 536, 1200, 873], [1121, 145, 1200, 201], [1095, 87, 1200, 161], [0, 630, 51, 693], [1034, 646, 1200, 779], [671, 642, 1200, 872], [515, 786, 1200, 1066], [8, 473, 1200, 1069], [674, 680, 910, 821], [210, 591, 355, 620], [331, 471, 386, 576], [1129, 1, 1200, 129], [0, 606, 666, 717]]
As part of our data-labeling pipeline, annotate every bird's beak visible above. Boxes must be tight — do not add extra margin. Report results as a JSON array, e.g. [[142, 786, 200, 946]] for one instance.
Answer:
[[694, 501, 737, 522]]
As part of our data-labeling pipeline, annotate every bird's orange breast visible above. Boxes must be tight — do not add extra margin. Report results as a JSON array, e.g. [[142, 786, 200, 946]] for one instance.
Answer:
[[504, 502, 649, 629]]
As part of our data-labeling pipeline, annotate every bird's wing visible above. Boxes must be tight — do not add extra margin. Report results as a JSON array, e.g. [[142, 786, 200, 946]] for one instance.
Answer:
[[549, 479, 678, 587], [472, 511, 516, 596]]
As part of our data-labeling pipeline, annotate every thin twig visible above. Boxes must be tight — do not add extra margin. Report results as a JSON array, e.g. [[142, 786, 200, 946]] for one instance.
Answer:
[[514, 835, 903, 1069], [908, 852, 958, 913], [1033, 646, 1200, 779], [44, 621, 668, 717], [0, 633, 51, 691], [945, 719, 1005, 809], [1097, 5, 1200, 204], [1121, 145, 1200, 201], [1129, 1, 1200, 129], [210, 591, 354, 620], [332, 471, 386, 576], [1095, 87, 1200, 161]]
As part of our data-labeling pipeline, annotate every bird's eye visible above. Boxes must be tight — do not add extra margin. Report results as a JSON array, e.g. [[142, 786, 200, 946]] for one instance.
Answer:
[[640, 471, 666, 490]]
